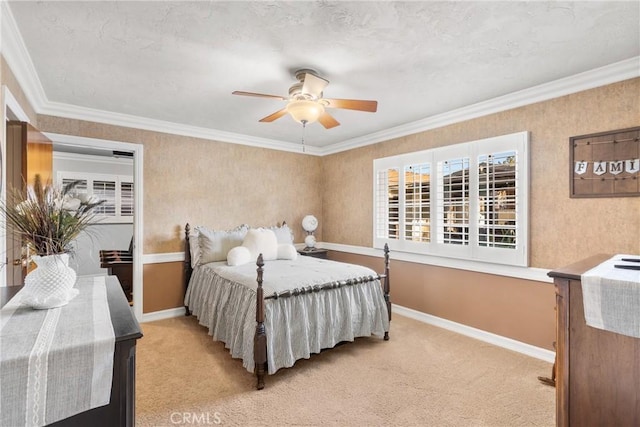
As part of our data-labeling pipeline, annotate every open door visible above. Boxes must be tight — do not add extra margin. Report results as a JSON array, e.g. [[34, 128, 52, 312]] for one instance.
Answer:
[[5, 121, 53, 286]]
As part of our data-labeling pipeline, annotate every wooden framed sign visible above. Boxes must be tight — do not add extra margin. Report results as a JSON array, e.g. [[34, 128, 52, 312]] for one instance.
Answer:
[[570, 126, 640, 198]]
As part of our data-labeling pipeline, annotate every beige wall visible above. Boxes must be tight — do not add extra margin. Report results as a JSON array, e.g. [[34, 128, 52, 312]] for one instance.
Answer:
[[322, 78, 640, 269]]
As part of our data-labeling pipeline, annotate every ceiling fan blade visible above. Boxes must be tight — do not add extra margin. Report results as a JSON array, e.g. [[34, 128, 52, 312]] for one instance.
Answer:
[[301, 73, 329, 97], [324, 98, 378, 112], [318, 112, 340, 129], [232, 91, 286, 101], [259, 108, 288, 123]]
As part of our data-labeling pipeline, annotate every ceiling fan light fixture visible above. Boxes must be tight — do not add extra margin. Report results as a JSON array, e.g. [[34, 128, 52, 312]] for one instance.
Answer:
[[286, 99, 325, 124]]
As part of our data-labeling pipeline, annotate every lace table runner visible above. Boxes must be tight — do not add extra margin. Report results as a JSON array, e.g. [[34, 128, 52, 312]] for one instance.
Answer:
[[582, 254, 640, 339], [0, 276, 115, 426]]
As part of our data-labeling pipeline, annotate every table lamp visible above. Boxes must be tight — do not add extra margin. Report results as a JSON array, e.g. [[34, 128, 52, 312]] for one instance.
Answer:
[[302, 215, 318, 250]]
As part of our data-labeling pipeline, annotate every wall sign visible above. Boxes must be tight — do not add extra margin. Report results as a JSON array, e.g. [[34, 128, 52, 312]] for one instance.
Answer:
[[570, 126, 640, 198]]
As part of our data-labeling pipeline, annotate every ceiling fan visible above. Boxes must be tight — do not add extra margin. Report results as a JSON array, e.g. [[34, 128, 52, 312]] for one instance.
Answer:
[[232, 69, 377, 129]]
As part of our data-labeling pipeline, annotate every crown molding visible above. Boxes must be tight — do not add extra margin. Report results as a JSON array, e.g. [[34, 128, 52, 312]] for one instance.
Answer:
[[2, 3, 637, 157], [318, 56, 640, 155], [38, 100, 323, 155], [0, 1, 48, 112]]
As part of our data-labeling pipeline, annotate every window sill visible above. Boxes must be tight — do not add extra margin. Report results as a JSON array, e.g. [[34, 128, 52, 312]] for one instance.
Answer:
[[320, 241, 551, 283]]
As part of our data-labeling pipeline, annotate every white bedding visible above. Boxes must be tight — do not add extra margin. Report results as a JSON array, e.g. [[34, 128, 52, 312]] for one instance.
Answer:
[[185, 256, 389, 374]]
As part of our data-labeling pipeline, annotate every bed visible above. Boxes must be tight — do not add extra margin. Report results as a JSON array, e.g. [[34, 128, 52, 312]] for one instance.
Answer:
[[182, 223, 391, 389]]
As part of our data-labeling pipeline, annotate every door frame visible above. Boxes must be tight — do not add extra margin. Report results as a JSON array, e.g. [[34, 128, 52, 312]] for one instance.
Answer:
[[44, 132, 144, 322], [1, 86, 31, 287]]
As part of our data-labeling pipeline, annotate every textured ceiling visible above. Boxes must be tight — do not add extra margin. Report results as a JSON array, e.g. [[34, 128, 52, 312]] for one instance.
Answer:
[[6, 1, 640, 148]]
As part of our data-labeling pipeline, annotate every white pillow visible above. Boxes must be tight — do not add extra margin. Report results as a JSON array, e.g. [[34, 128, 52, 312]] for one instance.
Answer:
[[227, 246, 252, 266], [277, 243, 298, 260], [269, 223, 294, 244], [242, 228, 278, 261], [197, 224, 249, 265]]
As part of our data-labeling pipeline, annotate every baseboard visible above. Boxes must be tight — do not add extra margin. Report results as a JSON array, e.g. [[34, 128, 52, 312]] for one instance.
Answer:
[[141, 307, 186, 323], [393, 304, 556, 363], [139, 302, 555, 363]]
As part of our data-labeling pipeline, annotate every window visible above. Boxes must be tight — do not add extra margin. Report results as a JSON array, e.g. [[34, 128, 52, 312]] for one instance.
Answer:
[[373, 131, 529, 266], [59, 172, 134, 223]]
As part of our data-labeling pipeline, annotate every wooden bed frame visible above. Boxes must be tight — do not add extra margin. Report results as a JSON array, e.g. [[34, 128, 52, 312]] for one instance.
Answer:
[[183, 223, 392, 389]]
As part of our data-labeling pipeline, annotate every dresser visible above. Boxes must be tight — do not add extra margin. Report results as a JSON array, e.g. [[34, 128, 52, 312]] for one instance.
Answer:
[[0, 276, 142, 427], [549, 255, 640, 427]]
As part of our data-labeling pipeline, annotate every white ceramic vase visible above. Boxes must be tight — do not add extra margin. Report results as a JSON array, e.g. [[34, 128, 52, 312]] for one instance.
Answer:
[[21, 253, 79, 309]]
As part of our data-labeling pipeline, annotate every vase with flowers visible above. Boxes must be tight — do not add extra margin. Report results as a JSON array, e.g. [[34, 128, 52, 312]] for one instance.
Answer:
[[1, 174, 104, 309]]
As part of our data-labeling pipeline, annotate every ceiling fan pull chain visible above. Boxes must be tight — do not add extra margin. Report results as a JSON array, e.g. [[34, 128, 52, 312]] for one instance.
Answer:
[[301, 120, 307, 153]]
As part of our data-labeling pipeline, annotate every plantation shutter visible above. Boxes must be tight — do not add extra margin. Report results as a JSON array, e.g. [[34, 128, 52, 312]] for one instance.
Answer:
[[437, 157, 470, 246], [120, 182, 134, 217], [375, 168, 400, 240], [478, 151, 517, 249], [404, 163, 431, 242], [62, 178, 88, 196], [93, 180, 117, 216]]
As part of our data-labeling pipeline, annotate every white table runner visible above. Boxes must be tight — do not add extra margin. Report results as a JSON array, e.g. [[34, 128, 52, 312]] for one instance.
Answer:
[[0, 276, 115, 427], [581, 254, 640, 339]]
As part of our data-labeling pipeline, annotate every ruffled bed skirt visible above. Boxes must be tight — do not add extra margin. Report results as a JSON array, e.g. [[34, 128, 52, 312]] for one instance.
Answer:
[[185, 265, 389, 374]]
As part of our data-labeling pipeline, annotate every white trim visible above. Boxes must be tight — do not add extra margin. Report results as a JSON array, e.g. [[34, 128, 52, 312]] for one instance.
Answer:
[[320, 242, 552, 283], [1, 3, 637, 156], [44, 132, 145, 322], [141, 245, 308, 264], [142, 252, 184, 264], [136, 302, 555, 363], [393, 304, 555, 363], [1, 86, 33, 287], [0, 2, 49, 111], [320, 56, 640, 155], [140, 242, 552, 282], [39, 101, 324, 156], [141, 307, 185, 323], [53, 151, 134, 166], [3, 85, 30, 123]]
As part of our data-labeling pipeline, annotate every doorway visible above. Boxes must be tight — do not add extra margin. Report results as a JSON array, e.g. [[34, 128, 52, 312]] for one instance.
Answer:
[[1, 87, 144, 321], [45, 133, 144, 321]]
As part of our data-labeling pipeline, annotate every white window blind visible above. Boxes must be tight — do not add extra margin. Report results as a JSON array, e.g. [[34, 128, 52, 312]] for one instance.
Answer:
[[373, 131, 529, 266], [404, 163, 430, 243], [93, 180, 117, 216], [478, 151, 517, 250], [437, 157, 470, 246], [375, 168, 399, 240], [57, 172, 134, 224], [120, 182, 134, 217]]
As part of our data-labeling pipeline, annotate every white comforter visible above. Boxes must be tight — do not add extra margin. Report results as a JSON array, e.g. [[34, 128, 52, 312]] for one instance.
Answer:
[[185, 256, 389, 374]]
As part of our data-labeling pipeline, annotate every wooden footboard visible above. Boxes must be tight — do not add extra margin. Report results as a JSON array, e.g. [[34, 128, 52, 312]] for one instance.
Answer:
[[251, 243, 392, 390]]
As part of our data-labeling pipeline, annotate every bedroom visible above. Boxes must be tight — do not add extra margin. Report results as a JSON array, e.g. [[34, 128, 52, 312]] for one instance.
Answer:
[[0, 1, 638, 426]]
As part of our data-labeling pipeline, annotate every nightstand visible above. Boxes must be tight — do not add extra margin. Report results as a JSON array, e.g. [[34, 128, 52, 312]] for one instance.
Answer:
[[298, 248, 328, 259]]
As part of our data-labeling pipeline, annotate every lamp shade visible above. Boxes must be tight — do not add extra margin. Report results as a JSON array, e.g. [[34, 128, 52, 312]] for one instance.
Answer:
[[302, 215, 318, 233], [286, 100, 325, 124]]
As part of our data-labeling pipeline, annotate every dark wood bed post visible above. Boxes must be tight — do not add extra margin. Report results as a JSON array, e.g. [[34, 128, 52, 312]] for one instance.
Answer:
[[254, 253, 268, 390], [184, 224, 192, 316], [383, 243, 391, 341]]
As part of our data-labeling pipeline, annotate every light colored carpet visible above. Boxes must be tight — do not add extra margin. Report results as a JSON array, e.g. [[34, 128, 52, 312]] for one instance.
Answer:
[[136, 314, 555, 426]]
